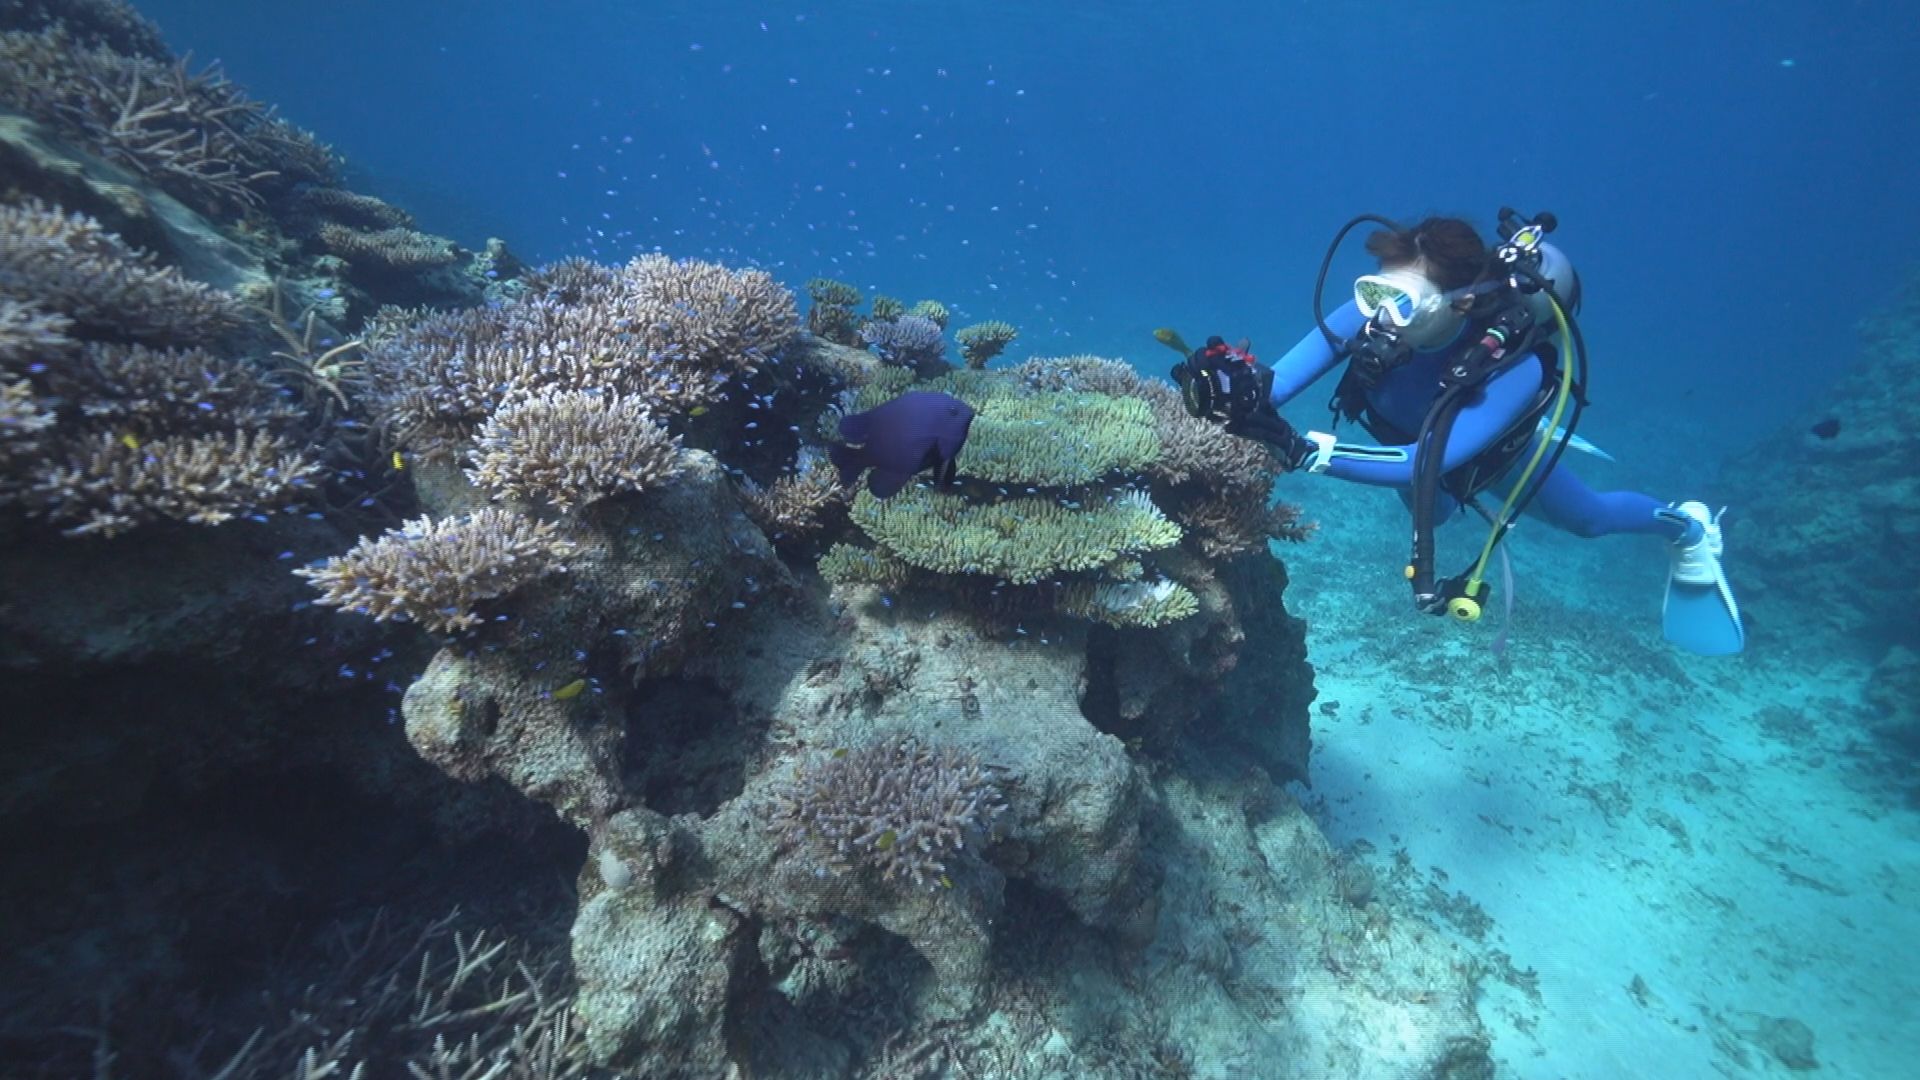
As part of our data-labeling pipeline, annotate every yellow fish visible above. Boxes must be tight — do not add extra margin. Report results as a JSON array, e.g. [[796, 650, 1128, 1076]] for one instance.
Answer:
[[118, 432, 141, 450], [391, 450, 406, 471], [553, 678, 588, 701], [874, 829, 897, 851], [1153, 327, 1193, 355], [689, 405, 710, 417]]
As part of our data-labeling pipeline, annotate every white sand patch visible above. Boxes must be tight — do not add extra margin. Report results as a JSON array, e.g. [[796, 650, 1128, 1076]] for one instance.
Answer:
[[1278, 481, 1920, 1078]]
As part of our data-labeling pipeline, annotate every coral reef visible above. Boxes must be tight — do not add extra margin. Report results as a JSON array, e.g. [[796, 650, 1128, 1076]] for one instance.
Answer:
[[295, 507, 577, 634], [467, 388, 683, 511], [848, 485, 1182, 584], [907, 298, 949, 328], [955, 318, 1018, 369], [804, 275, 863, 345], [29, 428, 320, 537], [366, 252, 797, 454], [0, 198, 336, 537], [0, 23, 334, 210], [770, 735, 1007, 889], [0, 198, 244, 344], [313, 221, 459, 269], [737, 454, 846, 543], [860, 312, 949, 374], [0, 0, 171, 61]]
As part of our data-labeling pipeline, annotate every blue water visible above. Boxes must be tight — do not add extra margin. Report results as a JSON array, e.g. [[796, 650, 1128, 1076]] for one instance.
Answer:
[[141, 0, 1920, 457]]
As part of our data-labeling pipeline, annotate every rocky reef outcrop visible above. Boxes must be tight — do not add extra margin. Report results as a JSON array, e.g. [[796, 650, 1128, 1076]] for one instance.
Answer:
[[0, 4, 1495, 1077]]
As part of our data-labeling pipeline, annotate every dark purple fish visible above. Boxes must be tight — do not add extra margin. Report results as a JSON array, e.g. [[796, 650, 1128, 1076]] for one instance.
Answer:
[[828, 391, 974, 499]]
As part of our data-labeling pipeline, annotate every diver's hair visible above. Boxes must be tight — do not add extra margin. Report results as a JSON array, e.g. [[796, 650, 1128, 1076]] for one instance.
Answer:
[[1365, 216, 1489, 291]]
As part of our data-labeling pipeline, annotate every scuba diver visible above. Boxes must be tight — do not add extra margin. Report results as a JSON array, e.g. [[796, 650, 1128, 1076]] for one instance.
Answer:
[[1168, 209, 1744, 655]]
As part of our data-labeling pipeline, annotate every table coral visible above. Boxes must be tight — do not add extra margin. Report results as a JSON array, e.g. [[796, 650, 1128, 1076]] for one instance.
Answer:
[[849, 486, 1182, 585]]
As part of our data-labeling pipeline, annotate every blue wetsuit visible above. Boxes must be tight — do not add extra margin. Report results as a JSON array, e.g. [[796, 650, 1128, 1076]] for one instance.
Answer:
[[1268, 300, 1687, 541]]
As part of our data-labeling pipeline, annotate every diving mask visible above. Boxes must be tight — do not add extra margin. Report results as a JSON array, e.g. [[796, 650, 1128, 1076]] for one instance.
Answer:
[[1354, 269, 1464, 347]]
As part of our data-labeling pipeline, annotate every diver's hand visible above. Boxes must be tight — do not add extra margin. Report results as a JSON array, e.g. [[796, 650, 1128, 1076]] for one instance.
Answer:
[[1225, 408, 1318, 471]]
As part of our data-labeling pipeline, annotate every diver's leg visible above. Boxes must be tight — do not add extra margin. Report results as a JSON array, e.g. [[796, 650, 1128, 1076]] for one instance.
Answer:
[[1518, 464, 1743, 655], [1524, 465, 1689, 540]]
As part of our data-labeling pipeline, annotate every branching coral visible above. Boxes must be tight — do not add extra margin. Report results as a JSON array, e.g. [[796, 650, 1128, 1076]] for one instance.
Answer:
[[366, 254, 797, 452], [77, 342, 301, 435], [955, 320, 1017, 369], [292, 185, 413, 230], [803, 276, 863, 347], [738, 456, 845, 542], [295, 507, 577, 633], [314, 222, 457, 270], [622, 253, 797, 375], [0, 0, 172, 61], [467, 388, 683, 511], [0, 26, 335, 209], [907, 299, 949, 328], [770, 736, 1006, 889], [27, 428, 322, 536], [850, 486, 1181, 585], [0, 294, 76, 368], [860, 314, 948, 372], [0, 199, 245, 344]]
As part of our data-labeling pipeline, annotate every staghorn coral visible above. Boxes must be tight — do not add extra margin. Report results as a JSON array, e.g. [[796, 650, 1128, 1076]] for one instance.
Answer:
[[0, 27, 335, 209], [849, 485, 1182, 585], [26, 427, 321, 536], [0, 376, 55, 484], [738, 456, 845, 542], [0, 199, 245, 344], [366, 254, 797, 452], [955, 320, 1017, 369], [313, 222, 457, 269], [0, 0, 171, 61], [860, 314, 948, 372], [295, 507, 577, 634], [75, 341, 301, 435], [1177, 492, 1316, 559], [0, 293, 75, 369], [622, 253, 797, 375], [770, 736, 1006, 889], [467, 387, 683, 512], [907, 298, 950, 328]]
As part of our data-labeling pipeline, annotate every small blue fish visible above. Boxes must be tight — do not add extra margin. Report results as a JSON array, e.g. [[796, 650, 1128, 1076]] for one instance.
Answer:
[[829, 391, 974, 499]]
